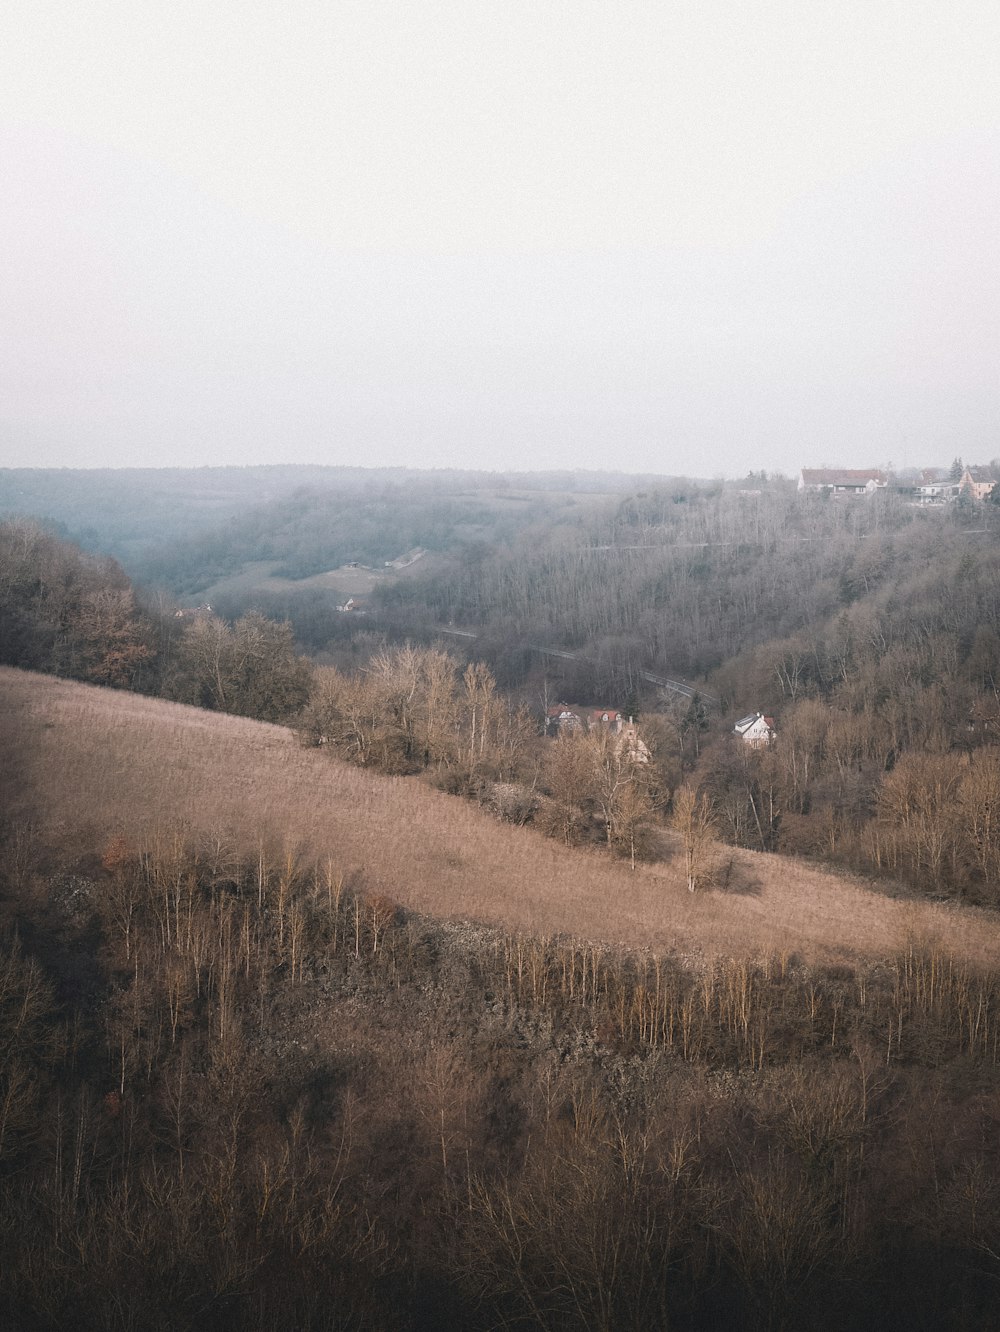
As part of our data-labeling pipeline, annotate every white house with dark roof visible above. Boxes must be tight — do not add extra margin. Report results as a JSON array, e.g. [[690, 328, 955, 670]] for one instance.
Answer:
[[734, 712, 776, 748]]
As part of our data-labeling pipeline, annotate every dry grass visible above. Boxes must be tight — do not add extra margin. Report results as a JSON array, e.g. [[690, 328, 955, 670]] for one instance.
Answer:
[[192, 551, 451, 607], [192, 558, 393, 605], [4, 665, 999, 967]]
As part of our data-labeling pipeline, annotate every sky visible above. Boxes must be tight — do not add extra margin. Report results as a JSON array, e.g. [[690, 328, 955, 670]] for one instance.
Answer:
[[1, 1, 998, 477]]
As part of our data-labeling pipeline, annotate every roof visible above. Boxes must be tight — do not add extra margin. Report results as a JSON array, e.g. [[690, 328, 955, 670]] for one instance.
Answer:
[[547, 703, 620, 717], [800, 468, 887, 487], [734, 712, 775, 734], [964, 466, 998, 483]]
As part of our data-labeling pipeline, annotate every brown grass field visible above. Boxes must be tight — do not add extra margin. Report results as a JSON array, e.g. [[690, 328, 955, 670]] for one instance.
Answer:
[[3, 665, 998, 967], [186, 558, 392, 606], [188, 551, 449, 607]]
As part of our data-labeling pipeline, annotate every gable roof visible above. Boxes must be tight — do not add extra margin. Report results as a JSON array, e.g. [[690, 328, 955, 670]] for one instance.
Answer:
[[734, 712, 776, 735], [800, 468, 887, 488], [547, 703, 620, 718]]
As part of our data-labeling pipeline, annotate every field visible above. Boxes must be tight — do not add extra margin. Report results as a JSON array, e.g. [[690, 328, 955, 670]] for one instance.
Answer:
[[185, 558, 392, 607], [186, 549, 456, 608], [4, 665, 997, 967]]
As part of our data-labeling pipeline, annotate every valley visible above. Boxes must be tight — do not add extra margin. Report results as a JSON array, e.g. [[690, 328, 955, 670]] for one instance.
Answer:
[[3, 470, 1000, 1330]]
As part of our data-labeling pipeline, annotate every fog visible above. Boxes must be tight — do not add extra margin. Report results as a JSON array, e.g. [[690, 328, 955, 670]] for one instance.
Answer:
[[2, 2, 998, 475]]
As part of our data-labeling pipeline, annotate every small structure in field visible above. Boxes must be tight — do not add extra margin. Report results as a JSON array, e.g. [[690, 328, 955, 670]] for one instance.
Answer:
[[734, 712, 776, 748]]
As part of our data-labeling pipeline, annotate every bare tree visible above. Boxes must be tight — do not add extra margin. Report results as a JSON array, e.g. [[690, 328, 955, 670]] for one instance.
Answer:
[[671, 785, 718, 892]]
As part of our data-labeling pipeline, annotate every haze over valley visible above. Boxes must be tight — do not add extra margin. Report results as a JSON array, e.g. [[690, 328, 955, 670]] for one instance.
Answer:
[[3, 2, 1000, 1326]]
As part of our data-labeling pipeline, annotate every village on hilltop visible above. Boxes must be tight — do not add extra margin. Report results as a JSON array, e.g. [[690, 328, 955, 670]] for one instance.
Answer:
[[798, 463, 998, 504]]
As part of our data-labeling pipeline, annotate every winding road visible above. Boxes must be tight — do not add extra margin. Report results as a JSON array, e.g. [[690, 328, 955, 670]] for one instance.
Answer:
[[436, 628, 718, 707]]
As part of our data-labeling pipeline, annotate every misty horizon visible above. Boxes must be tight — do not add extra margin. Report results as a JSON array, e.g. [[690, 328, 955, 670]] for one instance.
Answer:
[[2, 4, 998, 477]]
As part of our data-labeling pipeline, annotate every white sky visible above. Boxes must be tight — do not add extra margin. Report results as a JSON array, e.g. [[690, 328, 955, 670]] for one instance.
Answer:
[[1, 1, 998, 475]]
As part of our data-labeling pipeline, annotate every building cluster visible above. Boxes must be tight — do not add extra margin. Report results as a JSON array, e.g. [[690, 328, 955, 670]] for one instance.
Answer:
[[798, 466, 997, 505], [545, 704, 650, 761]]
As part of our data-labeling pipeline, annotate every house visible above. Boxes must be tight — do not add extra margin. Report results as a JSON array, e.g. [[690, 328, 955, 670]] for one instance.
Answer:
[[546, 704, 624, 736], [546, 705, 651, 763], [798, 468, 888, 496], [960, 466, 998, 501], [174, 603, 213, 620], [734, 712, 776, 748], [337, 596, 366, 613], [914, 468, 959, 504], [618, 719, 651, 764]]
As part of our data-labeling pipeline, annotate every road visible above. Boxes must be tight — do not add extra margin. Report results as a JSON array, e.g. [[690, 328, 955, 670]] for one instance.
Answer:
[[436, 628, 717, 707]]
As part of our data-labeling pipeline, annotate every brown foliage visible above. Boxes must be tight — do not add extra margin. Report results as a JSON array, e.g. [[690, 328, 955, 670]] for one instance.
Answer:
[[7, 666, 1000, 969]]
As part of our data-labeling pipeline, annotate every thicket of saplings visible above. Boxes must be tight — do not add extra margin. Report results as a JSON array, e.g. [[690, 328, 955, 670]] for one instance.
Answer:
[[2, 829, 999, 1331]]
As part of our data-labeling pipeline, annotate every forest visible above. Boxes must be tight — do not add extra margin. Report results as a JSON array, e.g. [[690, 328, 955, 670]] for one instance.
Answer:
[[5, 468, 1000, 902], [3, 468, 1000, 1328]]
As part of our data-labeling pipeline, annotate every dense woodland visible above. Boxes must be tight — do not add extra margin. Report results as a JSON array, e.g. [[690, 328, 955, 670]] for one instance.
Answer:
[[5, 468, 1000, 901], [0, 466, 646, 584], [4, 470, 1000, 1327]]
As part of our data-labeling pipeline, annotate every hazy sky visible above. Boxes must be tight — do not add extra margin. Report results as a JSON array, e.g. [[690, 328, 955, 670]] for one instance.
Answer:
[[1, 2, 998, 476]]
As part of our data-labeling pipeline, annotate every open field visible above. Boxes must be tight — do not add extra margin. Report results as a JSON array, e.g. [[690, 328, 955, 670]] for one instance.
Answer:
[[186, 559, 391, 606], [4, 665, 998, 966], [186, 552, 453, 607]]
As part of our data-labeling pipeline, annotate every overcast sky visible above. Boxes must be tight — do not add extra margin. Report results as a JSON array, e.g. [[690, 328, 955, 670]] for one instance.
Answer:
[[1, 1, 998, 476]]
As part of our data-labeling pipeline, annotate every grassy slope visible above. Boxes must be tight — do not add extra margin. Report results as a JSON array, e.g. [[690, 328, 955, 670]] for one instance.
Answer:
[[185, 552, 447, 609], [3, 665, 996, 967]]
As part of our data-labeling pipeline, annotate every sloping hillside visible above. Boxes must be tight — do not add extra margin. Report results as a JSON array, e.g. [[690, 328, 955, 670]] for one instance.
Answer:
[[3, 666, 996, 966]]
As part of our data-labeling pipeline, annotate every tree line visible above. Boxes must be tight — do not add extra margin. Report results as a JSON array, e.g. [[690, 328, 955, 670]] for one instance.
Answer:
[[0, 520, 312, 723]]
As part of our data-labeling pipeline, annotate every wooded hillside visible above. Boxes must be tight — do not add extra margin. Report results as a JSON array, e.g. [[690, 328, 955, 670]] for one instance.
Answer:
[[3, 667, 1000, 1329], [6, 473, 1000, 903]]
